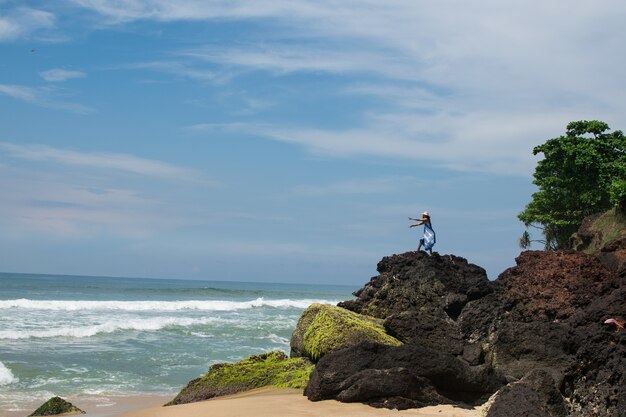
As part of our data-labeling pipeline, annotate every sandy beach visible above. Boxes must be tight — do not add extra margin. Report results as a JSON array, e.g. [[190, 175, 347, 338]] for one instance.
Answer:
[[116, 388, 480, 417]]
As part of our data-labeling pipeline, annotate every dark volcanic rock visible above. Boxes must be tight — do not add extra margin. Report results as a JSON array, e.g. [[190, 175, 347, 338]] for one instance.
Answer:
[[300, 241, 624, 416], [495, 251, 619, 322], [562, 286, 626, 417], [483, 369, 568, 417], [338, 251, 491, 355], [304, 342, 506, 407], [459, 250, 621, 380], [335, 368, 444, 410]]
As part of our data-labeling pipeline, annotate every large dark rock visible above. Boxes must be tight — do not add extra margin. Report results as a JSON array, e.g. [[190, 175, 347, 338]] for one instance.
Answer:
[[459, 250, 620, 380], [482, 369, 568, 417], [304, 342, 506, 407], [561, 285, 626, 417], [339, 251, 491, 356]]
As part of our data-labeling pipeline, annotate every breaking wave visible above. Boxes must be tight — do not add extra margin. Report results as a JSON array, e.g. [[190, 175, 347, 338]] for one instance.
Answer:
[[0, 298, 336, 312], [0, 361, 17, 385], [0, 316, 224, 340]]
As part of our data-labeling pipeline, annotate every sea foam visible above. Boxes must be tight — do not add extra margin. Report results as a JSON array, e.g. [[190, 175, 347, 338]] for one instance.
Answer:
[[0, 316, 223, 340], [0, 298, 336, 312], [0, 361, 17, 385]]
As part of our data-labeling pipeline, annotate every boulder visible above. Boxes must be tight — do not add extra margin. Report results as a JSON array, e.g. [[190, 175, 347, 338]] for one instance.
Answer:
[[304, 342, 506, 407], [339, 251, 491, 356], [29, 397, 85, 416], [481, 369, 568, 417], [290, 303, 401, 362], [166, 351, 313, 405]]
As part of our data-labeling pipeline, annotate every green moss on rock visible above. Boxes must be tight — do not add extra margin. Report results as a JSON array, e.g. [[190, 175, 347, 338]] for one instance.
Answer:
[[166, 351, 313, 405], [29, 397, 85, 416], [290, 303, 402, 362]]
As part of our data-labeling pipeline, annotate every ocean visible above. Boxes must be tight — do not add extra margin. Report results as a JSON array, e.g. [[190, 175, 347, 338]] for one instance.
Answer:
[[0, 272, 354, 414]]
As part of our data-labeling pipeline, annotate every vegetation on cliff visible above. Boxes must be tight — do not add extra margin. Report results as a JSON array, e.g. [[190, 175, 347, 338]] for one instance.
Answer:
[[29, 397, 85, 416], [290, 303, 402, 362], [519, 120, 626, 250], [166, 351, 313, 405], [570, 208, 626, 254]]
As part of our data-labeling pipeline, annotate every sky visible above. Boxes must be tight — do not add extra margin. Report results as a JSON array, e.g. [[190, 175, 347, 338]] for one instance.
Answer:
[[1, 1, 625, 285]]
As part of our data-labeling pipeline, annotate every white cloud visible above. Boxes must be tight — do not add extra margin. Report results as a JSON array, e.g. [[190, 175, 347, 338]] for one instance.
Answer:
[[292, 177, 414, 196], [0, 84, 94, 114], [64, 1, 626, 175], [0, 167, 179, 238], [0, 142, 215, 184], [118, 61, 219, 82], [40, 69, 86, 82], [0, 7, 55, 41]]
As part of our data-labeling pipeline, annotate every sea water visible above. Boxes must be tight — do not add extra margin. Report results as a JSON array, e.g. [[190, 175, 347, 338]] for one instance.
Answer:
[[0, 273, 354, 413]]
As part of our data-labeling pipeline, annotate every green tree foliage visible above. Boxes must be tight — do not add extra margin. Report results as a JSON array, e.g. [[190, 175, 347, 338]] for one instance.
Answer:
[[519, 120, 626, 250]]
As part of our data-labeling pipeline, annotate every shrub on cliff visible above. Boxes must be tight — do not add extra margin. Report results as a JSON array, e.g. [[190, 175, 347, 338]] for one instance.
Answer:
[[290, 303, 402, 362], [166, 351, 313, 405]]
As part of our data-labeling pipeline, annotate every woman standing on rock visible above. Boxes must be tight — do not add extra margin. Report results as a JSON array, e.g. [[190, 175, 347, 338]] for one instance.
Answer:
[[409, 211, 436, 254]]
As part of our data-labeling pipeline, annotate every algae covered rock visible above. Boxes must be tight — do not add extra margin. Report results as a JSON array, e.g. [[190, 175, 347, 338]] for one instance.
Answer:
[[29, 397, 85, 416], [290, 303, 402, 361], [166, 351, 313, 405]]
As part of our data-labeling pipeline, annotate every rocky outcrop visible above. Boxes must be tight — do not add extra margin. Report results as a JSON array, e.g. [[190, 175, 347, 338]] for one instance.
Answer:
[[29, 397, 85, 416], [166, 352, 313, 406], [481, 369, 568, 417], [290, 303, 402, 361], [459, 250, 619, 379], [309, 248, 624, 417], [304, 341, 506, 409], [339, 252, 491, 356]]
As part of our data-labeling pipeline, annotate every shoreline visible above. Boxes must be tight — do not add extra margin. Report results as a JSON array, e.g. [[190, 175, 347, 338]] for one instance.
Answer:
[[2, 389, 482, 417], [116, 388, 481, 417], [2, 393, 173, 417]]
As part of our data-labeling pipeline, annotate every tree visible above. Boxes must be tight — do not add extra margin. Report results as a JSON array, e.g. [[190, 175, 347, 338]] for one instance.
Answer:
[[519, 120, 626, 250]]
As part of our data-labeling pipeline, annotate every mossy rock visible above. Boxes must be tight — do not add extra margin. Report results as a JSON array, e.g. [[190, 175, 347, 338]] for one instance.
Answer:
[[29, 397, 85, 416], [166, 351, 313, 405], [290, 303, 402, 362]]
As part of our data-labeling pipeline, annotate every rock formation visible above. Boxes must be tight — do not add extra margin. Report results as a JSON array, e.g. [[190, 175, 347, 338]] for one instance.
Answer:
[[290, 303, 402, 361], [167, 351, 313, 405], [29, 397, 85, 416], [308, 246, 624, 417]]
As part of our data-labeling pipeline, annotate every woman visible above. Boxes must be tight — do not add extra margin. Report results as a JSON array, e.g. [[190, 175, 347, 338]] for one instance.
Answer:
[[409, 211, 436, 254]]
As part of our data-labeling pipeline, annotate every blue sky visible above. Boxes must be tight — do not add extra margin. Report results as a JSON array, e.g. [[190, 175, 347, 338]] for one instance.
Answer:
[[1, 1, 625, 284]]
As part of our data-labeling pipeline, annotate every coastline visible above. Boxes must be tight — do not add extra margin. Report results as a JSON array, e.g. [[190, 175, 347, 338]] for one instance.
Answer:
[[116, 388, 480, 417], [2, 388, 481, 417], [2, 393, 173, 417]]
